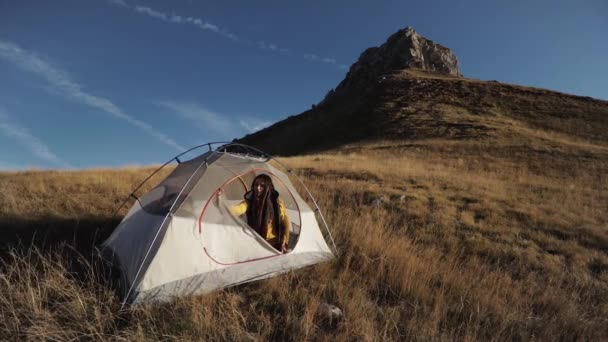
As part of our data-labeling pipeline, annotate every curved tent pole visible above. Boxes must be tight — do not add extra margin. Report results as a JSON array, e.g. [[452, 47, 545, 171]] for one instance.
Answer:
[[119, 144, 232, 311], [113, 142, 338, 310], [120, 157, 208, 310], [216, 143, 339, 256], [265, 159, 339, 256], [216, 143, 273, 162], [291, 175, 339, 256], [110, 142, 234, 221], [113, 141, 273, 222], [215, 142, 339, 254], [214, 143, 338, 254]]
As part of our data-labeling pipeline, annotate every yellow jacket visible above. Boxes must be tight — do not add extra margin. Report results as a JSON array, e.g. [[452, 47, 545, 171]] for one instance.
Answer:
[[231, 197, 291, 247]]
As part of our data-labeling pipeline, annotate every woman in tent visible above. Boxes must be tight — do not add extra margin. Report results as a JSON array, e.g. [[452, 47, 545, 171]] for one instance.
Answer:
[[224, 174, 291, 253]]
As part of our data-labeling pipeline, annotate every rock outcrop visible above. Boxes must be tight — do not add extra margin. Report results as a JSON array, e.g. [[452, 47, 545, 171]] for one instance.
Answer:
[[238, 25, 608, 157], [335, 27, 461, 93]]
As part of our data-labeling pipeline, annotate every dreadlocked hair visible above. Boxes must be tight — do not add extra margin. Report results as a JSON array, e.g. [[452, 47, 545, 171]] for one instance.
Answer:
[[246, 174, 279, 240]]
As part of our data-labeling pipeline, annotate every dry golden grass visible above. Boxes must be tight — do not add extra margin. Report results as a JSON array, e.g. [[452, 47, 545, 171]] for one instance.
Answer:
[[1, 139, 607, 340]]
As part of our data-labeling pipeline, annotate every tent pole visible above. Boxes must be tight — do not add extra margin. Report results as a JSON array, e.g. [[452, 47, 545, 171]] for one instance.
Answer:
[[216, 144, 340, 256], [112, 141, 337, 309], [110, 142, 227, 222], [215, 143, 339, 254], [291, 174, 339, 256], [119, 154, 217, 310]]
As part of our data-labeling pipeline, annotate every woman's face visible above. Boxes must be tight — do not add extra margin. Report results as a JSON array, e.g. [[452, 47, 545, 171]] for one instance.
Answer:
[[253, 178, 267, 197]]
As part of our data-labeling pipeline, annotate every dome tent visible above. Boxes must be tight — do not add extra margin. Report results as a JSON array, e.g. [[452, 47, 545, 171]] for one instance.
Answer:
[[101, 143, 336, 308]]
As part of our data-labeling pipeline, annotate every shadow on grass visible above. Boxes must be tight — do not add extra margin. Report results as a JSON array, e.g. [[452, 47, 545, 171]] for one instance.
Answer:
[[0, 215, 137, 333], [0, 215, 120, 257], [0, 215, 127, 301]]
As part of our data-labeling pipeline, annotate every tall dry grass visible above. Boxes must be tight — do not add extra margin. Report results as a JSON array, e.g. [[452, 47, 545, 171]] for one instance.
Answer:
[[0, 139, 607, 340]]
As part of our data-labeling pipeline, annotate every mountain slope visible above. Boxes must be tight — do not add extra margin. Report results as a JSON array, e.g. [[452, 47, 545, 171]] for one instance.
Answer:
[[2, 26, 607, 341], [238, 28, 608, 157], [239, 68, 608, 155]]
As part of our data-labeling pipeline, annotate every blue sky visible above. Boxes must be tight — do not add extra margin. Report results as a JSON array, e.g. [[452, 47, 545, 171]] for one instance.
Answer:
[[1, 0, 607, 170]]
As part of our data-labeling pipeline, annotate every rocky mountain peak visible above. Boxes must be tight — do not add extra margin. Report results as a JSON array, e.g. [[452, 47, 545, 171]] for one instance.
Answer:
[[335, 26, 461, 92]]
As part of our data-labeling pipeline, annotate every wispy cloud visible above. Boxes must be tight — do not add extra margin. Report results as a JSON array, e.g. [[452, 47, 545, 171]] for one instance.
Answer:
[[108, 0, 345, 69], [0, 40, 185, 152], [0, 109, 70, 167], [239, 119, 272, 133], [107, 0, 128, 7], [133, 5, 238, 41], [158, 101, 273, 139], [158, 101, 238, 139], [304, 53, 348, 69], [304, 54, 335, 64], [257, 41, 289, 53]]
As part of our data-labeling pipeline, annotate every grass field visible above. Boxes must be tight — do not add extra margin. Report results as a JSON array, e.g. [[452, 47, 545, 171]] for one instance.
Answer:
[[1, 137, 606, 340]]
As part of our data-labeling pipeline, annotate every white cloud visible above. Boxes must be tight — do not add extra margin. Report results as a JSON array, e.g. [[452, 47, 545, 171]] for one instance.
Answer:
[[158, 101, 237, 139], [257, 41, 289, 53], [239, 119, 272, 133], [0, 109, 70, 167], [134, 6, 167, 20], [133, 5, 238, 41], [107, 0, 128, 7], [159, 101, 273, 139], [0, 40, 185, 152], [304, 53, 342, 66], [108, 1, 343, 69]]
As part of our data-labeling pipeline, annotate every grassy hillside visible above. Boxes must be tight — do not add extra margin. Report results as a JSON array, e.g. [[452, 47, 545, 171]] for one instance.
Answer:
[[239, 70, 608, 156], [1, 138, 606, 340]]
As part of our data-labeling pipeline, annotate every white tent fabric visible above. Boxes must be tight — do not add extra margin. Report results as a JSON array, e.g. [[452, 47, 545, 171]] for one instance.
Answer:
[[102, 149, 334, 305]]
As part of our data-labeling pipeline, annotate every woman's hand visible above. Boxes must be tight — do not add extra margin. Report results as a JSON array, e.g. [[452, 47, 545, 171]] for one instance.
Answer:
[[281, 243, 288, 254]]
